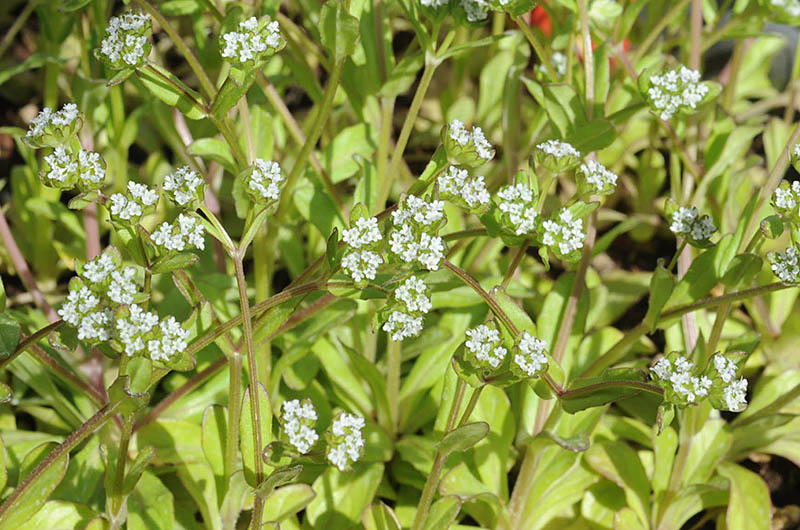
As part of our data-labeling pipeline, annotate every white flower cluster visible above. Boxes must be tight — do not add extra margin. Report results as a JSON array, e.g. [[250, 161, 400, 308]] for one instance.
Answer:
[[115, 304, 159, 356], [382, 276, 431, 341], [460, 0, 489, 21], [326, 412, 365, 471], [438, 166, 490, 210], [43, 146, 105, 190], [220, 17, 282, 65], [99, 12, 151, 68], [711, 354, 747, 410], [513, 332, 548, 377], [109, 182, 159, 222], [579, 160, 618, 195], [163, 166, 204, 207], [420, 0, 448, 6], [771, 0, 800, 17], [76, 149, 106, 188], [773, 181, 800, 219], [652, 356, 712, 404], [247, 159, 284, 203], [151, 213, 205, 252], [794, 143, 800, 159], [647, 66, 709, 121], [465, 324, 507, 369], [770, 246, 800, 283], [282, 399, 319, 454], [497, 184, 538, 236], [58, 286, 114, 342], [537, 139, 580, 160], [448, 119, 495, 162], [43, 147, 77, 186], [542, 209, 585, 256], [342, 216, 384, 283], [389, 195, 446, 271], [27, 103, 80, 140], [669, 206, 716, 241], [115, 304, 189, 362], [540, 52, 568, 77]]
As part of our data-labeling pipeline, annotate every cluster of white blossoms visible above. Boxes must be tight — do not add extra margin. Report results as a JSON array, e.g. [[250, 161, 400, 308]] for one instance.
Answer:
[[115, 304, 159, 356], [769, 246, 800, 284], [542, 209, 585, 256], [107, 267, 138, 305], [75, 149, 106, 189], [109, 181, 160, 222], [512, 332, 548, 377], [652, 355, 712, 404], [382, 276, 431, 341], [579, 160, 618, 196], [163, 166, 204, 207], [647, 66, 709, 121], [465, 324, 507, 369], [247, 159, 284, 203], [59, 286, 114, 342], [438, 166, 490, 210], [326, 412, 366, 471], [151, 213, 206, 252], [448, 119, 495, 162], [220, 17, 282, 66], [26, 103, 80, 142], [115, 304, 189, 362], [98, 12, 151, 68], [539, 52, 568, 78], [669, 206, 716, 242], [497, 184, 538, 236], [389, 195, 446, 271], [713, 355, 748, 412], [43, 147, 105, 190], [771, 0, 800, 17], [281, 399, 319, 454], [537, 139, 580, 160], [460, 0, 489, 21], [342, 216, 384, 283], [772, 181, 800, 222], [420, 0, 448, 6]]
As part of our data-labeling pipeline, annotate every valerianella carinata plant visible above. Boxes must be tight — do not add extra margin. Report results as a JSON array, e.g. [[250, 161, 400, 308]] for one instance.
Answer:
[[4, 1, 800, 529]]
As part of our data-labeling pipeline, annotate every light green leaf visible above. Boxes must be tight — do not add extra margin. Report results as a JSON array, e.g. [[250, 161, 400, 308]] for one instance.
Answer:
[[137, 64, 205, 120], [17, 501, 96, 530], [0, 448, 69, 527], [643, 261, 675, 332], [127, 471, 174, 530], [240, 383, 273, 488], [422, 496, 462, 530], [201, 405, 228, 494], [362, 502, 402, 530], [584, 440, 650, 528], [305, 463, 384, 527], [261, 483, 316, 523], [436, 422, 489, 456], [718, 463, 770, 530], [0, 314, 21, 359], [188, 138, 237, 174], [319, 0, 360, 60]]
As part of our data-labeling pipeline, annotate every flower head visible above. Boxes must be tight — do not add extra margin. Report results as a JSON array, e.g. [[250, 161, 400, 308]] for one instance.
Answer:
[[651, 354, 712, 405], [460, 0, 489, 21], [25, 103, 82, 148], [163, 166, 205, 207], [542, 209, 585, 258], [669, 206, 716, 244], [220, 17, 284, 67], [768, 246, 800, 284], [109, 181, 159, 223], [97, 12, 152, 69], [578, 160, 618, 196], [497, 184, 538, 236], [772, 181, 800, 224], [512, 332, 548, 378], [539, 52, 567, 78], [325, 412, 365, 471], [381, 276, 431, 341], [247, 159, 284, 205], [382, 311, 424, 341], [443, 119, 495, 167], [147, 316, 190, 363], [42, 146, 105, 191], [281, 399, 319, 454], [645, 66, 710, 121], [151, 214, 205, 252], [115, 304, 160, 357], [389, 195, 447, 271], [341, 249, 384, 283], [465, 324, 507, 370], [438, 166, 491, 211], [342, 217, 382, 249], [420, 0, 449, 7], [535, 139, 581, 172]]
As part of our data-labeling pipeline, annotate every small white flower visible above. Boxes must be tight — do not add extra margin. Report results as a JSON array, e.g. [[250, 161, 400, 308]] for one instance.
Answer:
[[537, 140, 580, 160], [326, 412, 366, 471], [651, 354, 711, 404], [163, 166, 204, 207], [448, 119, 495, 162], [514, 332, 548, 377], [58, 286, 100, 326], [539, 52, 568, 77], [151, 213, 205, 252], [248, 159, 284, 203], [420, 0, 448, 6], [395, 276, 431, 314], [722, 378, 748, 411], [392, 195, 445, 227], [82, 253, 116, 284], [460, 0, 489, 21], [109, 181, 159, 222], [76, 149, 105, 188], [542, 209, 585, 256], [382, 310, 424, 341], [99, 12, 151, 67], [647, 66, 709, 121], [497, 184, 537, 235], [27, 103, 80, 140], [107, 266, 138, 305], [669, 206, 716, 241], [770, 246, 800, 283], [579, 160, 618, 195], [341, 249, 383, 282], [282, 399, 319, 454], [438, 166, 490, 209], [147, 316, 189, 362], [465, 324, 507, 369], [713, 354, 738, 384], [43, 146, 78, 185], [343, 217, 382, 249], [77, 309, 114, 342], [773, 183, 799, 211], [116, 304, 159, 356], [221, 17, 282, 65], [389, 224, 445, 271]]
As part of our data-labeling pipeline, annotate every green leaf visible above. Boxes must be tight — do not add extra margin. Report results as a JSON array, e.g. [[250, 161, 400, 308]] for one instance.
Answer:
[[718, 463, 770, 530], [0, 449, 69, 527], [106, 68, 135, 87], [319, 0, 360, 60], [107, 374, 150, 415], [324, 124, 378, 183], [422, 496, 462, 530], [561, 369, 649, 414], [17, 501, 96, 530], [643, 260, 675, 332], [201, 405, 228, 491], [584, 440, 650, 528], [521, 79, 586, 137], [721, 254, 762, 289], [211, 70, 257, 121], [60, 0, 93, 11], [261, 483, 316, 523], [565, 120, 616, 153], [188, 138, 237, 174], [240, 383, 273, 488], [137, 64, 206, 120], [761, 215, 784, 239], [122, 446, 156, 495], [614, 507, 647, 530], [0, 314, 21, 358], [490, 286, 535, 334], [656, 402, 675, 435], [255, 465, 303, 498], [127, 471, 174, 530], [436, 422, 489, 456], [305, 463, 384, 527], [361, 502, 402, 530], [149, 252, 199, 274]]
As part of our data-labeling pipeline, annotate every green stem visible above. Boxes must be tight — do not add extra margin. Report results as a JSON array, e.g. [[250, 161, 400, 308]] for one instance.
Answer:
[[110, 415, 133, 517], [501, 241, 529, 290], [512, 15, 558, 81], [457, 384, 486, 428], [560, 380, 664, 400], [668, 239, 688, 272], [632, 0, 693, 65], [379, 58, 438, 209], [443, 260, 516, 334], [2, 320, 64, 371], [582, 282, 789, 377], [577, 0, 594, 119], [410, 377, 467, 530], [386, 339, 402, 436]]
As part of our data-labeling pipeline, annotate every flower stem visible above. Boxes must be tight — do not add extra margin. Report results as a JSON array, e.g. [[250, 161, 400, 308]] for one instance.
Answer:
[[501, 241, 530, 290], [512, 15, 558, 81], [386, 339, 402, 436], [443, 259, 516, 334], [110, 414, 133, 518]]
